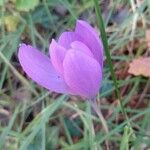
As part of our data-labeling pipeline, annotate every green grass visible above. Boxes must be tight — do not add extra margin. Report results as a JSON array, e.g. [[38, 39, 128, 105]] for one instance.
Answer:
[[0, 0, 150, 149]]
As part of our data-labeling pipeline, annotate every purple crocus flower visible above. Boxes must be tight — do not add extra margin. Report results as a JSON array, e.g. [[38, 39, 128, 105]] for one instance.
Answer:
[[18, 20, 103, 99]]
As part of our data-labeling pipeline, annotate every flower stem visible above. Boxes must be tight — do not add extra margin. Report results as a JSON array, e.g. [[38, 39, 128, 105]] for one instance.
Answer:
[[90, 99, 109, 133], [89, 98, 109, 150]]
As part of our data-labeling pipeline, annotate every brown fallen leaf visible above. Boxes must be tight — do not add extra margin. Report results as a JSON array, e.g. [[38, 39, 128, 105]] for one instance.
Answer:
[[128, 57, 150, 77]]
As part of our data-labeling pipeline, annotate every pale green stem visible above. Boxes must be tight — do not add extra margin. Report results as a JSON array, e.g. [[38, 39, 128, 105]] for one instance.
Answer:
[[89, 98, 109, 150]]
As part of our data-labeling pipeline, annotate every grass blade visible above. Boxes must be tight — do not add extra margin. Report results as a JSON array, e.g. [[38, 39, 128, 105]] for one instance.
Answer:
[[93, 0, 126, 118]]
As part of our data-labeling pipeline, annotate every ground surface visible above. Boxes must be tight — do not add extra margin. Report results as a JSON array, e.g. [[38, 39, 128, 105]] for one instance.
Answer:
[[0, 0, 150, 149]]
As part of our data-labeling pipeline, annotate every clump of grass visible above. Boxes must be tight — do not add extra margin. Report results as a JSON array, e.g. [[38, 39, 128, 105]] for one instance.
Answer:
[[0, 0, 150, 149]]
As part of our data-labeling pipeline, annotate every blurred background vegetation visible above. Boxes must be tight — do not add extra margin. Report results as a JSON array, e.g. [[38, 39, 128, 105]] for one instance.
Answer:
[[0, 0, 150, 149]]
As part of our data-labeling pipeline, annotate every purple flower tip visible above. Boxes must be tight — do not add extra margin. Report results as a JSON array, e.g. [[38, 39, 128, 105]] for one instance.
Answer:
[[18, 20, 104, 99]]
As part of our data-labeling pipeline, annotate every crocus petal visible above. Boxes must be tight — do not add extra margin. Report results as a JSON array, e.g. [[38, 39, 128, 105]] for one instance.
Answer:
[[71, 41, 94, 57], [63, 49, 102, 98], [49, 39, 67, 75], [58, 32, 80, 49], [75, 20, 103, 67], [18, 44, 68, 93]]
